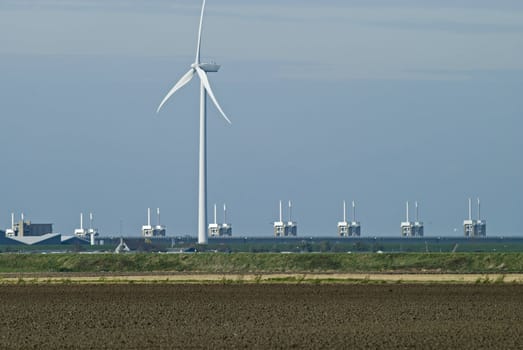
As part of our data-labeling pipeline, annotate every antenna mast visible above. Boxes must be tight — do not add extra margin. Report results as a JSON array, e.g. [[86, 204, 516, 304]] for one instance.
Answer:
[[477, 198, 481, 220]]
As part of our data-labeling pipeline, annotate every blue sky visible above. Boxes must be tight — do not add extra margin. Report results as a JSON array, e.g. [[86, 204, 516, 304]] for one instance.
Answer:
[[1, 0, 522, 237]]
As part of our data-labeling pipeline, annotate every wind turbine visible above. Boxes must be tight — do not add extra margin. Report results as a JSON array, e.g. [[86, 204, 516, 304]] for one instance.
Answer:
[[157, 0, 231, 245]]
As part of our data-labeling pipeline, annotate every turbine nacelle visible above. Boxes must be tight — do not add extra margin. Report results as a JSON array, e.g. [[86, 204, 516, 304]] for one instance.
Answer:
[[192, 62, 221, 73]]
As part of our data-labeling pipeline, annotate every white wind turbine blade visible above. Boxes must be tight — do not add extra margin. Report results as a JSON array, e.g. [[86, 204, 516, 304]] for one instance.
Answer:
[[157, 68, 195, 113], [195, 66, 232, 124], [195, 0, 206, 64]]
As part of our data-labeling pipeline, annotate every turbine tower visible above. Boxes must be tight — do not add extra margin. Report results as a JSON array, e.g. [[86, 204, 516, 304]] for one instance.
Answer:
[[157, 0, 232, 244]]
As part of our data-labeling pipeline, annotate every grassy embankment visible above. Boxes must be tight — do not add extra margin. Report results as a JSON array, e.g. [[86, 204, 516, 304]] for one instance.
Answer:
[[0, 252, 522, 275]]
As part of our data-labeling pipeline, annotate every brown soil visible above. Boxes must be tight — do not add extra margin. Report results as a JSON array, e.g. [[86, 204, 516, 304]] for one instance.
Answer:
[[0, 284, 521, 349]]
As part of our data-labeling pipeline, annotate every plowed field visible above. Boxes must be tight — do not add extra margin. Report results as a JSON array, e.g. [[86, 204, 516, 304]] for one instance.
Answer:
[[1, 284, 521, 349]]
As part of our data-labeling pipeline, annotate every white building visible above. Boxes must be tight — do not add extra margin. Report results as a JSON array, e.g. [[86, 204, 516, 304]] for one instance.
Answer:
[[401, 201, 423, 237], [401, 201, 414, 237], [142, 208, 166, 237], [208, 204, 232, 237], [87, 213, 99, 245], [274, 200, 286, 237], [464, 198, 486, 237], [220, 204, 232, 236], [74, 213, 87, 238], [349, 201, 361, 237], [412, 201, 424, 237], [5, 213, 16, 237], [153, 208, 166, 237], [286, 201, 298, 236], [74, 212, 99, 245], [338, 200, 358, 237], [208, 204, 221, 237], [274, 200, 297, 237], [337, 205, 350, 237]]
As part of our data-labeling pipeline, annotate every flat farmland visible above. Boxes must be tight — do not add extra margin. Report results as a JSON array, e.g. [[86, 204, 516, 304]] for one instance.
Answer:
[[0, 284, 522, 349]]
